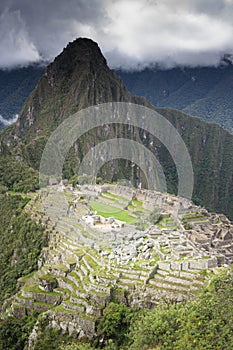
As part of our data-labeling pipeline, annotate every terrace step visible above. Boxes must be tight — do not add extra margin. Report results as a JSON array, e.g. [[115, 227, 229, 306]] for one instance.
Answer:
[[63, 300, 85, 313], [118, 276, 143, 286], [70, 295, 89, 309], [156, 269, 170, 276], [21, 290, 62, 305], [148, 278, 198, 292], [97, 196, 126, 210], [102, 191, 129, 202]]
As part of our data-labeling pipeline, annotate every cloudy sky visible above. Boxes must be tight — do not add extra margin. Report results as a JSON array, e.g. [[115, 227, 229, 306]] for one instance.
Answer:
[[1, 0, 233, 69]]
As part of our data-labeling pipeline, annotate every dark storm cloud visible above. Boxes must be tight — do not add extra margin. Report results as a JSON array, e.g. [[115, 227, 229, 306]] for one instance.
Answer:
[[1, 0, 233, 69], [0, 0, 107, 67], [7, 0, 108, 59]]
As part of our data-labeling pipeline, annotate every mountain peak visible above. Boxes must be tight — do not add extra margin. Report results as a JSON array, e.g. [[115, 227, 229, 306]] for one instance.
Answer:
[[49, 37, 107, 73], [9, 38, 136, 141], [65, 37, 104, 56]]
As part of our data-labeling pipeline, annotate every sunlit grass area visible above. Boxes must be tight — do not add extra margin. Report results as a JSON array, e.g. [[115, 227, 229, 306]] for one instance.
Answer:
[[90, 200, 136, 224]]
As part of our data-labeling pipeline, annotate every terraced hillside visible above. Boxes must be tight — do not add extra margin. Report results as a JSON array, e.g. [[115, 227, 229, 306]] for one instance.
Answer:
[[4, 184, 233, 341]]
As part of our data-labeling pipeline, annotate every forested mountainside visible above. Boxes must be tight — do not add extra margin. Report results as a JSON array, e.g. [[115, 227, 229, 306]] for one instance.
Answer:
[[0, 65, 45, 129], [117, 59, 233, 133]]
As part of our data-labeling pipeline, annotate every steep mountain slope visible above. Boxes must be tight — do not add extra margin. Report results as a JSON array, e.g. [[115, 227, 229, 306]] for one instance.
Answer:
[[0, 192, 46, 304], [1, 58, 233, 133], [13, 38, 144, 141], [0, 65, 44, 129], [1, 38, 233, 220], [117, 61, 233, 133]]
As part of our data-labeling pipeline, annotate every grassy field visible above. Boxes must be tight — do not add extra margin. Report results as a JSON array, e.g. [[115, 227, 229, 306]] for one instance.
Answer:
[[90, 200, 136, 224], [103, 191, 129, 202]]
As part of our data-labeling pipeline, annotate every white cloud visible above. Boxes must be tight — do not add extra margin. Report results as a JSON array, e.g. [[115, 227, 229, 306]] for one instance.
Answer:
[[0, 114, 18, 126], [1, 0, 233, 69], [0, 8, 41, 68], [101, 0, 233, 68]]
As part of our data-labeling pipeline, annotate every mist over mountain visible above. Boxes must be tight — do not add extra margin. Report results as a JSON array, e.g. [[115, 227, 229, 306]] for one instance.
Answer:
[[2, 0, 233, 70], [117, 57, 233, 133], [0, 114, 18, 129]]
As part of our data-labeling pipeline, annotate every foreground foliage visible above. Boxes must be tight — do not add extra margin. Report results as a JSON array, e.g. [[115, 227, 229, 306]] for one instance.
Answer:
[[0, 156, 39, 193], [0, 268, 233, 349], [0, 193, 47, 304], [0, 315, 36, 350], [59, 270, 233, 350], [129, 272, 233, 350]]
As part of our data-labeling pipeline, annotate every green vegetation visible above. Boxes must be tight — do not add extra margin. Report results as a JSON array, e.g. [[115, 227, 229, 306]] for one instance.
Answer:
[[90, 200, 136, 224], [148, 209, 162, 225], [131, 199, 143, 206], [117, 64, 233, 133], [1, 37, 233, 350], [0, 193, 47, 304], [157, 215, 177, 229], [26, 316, 70, 350], [128, 271, 233, 350], [181, 212, 205, 220], [103, 191, 129, 203], [2, 268, 233, 349], [0, 65, 44, 124], [60, 270, 233, 350], [51, 264, 70, 273], [0, 315, 37, 350], [0, 39, 232, 221], [96, 302, 140, 348], [0, 155, 39, 192], [134, 219, 149, 231], [60, 344, 95, 350], [23, 283, 60, 296], [183, 222, 192, 230]]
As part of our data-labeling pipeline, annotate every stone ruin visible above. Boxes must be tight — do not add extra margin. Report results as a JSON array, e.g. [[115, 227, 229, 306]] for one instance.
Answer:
[[76, 184, 233, 267], [7, 183, 233, 341], [82, 214, 124, 228]]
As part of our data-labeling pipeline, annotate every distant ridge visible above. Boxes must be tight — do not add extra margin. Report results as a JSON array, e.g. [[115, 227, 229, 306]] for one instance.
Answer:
[[0, 64, 45, 129], [117, 61, 233, 133]]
